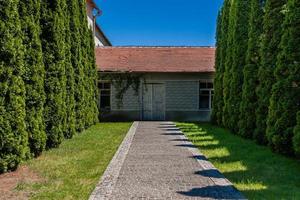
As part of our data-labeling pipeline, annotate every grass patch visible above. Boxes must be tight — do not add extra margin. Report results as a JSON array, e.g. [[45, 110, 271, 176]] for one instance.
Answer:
[[176, 122, 300, 199], [21, 122, 132, 200]]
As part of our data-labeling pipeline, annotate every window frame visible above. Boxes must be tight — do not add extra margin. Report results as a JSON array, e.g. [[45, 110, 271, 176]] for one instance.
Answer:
[[199, 80, 214, 111], [98, 81, 111, 111]]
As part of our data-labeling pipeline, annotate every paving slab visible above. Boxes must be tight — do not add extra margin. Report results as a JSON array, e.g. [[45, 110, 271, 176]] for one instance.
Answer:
[[90, 121, 245, 200]]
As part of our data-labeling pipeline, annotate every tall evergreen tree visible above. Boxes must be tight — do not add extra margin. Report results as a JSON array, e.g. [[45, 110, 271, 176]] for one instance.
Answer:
[[78, 0, 98, 128], [87, 29, 99, 125], [40, 0, 67, 148], [78, 0, 90, 129], [214, 0, 231, 127], [226, 0, 250, 132], [255, 0, 287, 144], [222, 0, 235, 128], [212, 11, 223, 125], [63, 0, 76, 139], [239, 0, 265, 138], [68, 0, 86, 132], [266, 0, 300, 155], [19, 0, 46, 157], [0, 0, 28, 172], [294, 112, 300, 155]]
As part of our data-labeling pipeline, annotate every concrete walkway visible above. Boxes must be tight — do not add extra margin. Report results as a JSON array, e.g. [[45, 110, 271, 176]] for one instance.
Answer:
[[90, 122, 245, 200]]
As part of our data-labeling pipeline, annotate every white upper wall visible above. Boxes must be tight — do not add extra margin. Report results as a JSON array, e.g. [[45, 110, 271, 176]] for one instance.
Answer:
[[86, 1, 111, 47]]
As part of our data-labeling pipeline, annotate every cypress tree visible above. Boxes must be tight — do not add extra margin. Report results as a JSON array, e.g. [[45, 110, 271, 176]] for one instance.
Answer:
[[40, 0, 67, 148], [294, 112, 300, 155], [238, 0, 265, 138], [68, 0, 86, 132], [19, 0, 46, 157], [0, 0, 28, 172], [222, 0, 234, 128], [226, 0, 250, 132], [266, 0, 300, 155], [64, 0, 76, 139], [211, 11, 223, 125], [216, 0, 231, 127], [87, 29, 99, 125], [255, 0, 287, 144], [78, 0, 98, 128], [78, 0, 90, 129]]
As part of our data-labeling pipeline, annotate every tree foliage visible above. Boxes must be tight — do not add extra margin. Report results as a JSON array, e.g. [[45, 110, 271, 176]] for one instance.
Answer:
[[266, 0, 300, 155], [64, 0, 76, 139], [224, 0, 250, 132], [19, 0, 47, 157], [0, 0, 28, 172], [294, 112, 300, 155], [239, 0, 265, 138], [211, 11, 223, 125], [40, 0, 67, 148], [255, 0, 287, 144], [78, 0, 99, 128], [222, 0, 235, 128]]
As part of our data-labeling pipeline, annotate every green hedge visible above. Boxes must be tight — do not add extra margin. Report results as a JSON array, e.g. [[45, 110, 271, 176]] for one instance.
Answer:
[[0, 0, 28, 172], [238, 0, 264, 139], [19, 0, 47, 157], [294, 112, 300, 155], [213, 0, 299, 156], [266, 0, 300, 155], [0, 0, 99, 173]]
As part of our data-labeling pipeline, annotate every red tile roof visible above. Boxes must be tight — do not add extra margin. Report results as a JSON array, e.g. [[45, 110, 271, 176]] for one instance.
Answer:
[[95, 47, 216, 73]]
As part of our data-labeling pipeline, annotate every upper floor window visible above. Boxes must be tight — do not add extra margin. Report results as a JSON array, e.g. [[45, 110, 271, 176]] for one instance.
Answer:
[[199, 81, 214, 110]]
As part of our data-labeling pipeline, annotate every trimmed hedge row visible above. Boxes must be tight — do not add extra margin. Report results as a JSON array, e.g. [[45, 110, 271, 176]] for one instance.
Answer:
[[212, 0, 300, 156], [0, 0, 99, 173]]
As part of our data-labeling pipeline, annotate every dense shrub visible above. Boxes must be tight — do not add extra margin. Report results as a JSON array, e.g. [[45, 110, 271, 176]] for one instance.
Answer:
[[222, 0, 234, 128], [238, 0, 265, 138], [40, 0, 67, 148], [78, 0, 99, 128], [19, 0, 47, 157], [64, 0, 76, 139], [225, 0, 250, 133], [294, 112, 300, 155], [255, 0, 287, 144], [267, 0, 300, 155], [211, 12, 223, 125], [214, 0, 231, 126], [0, 0, 28, 172]]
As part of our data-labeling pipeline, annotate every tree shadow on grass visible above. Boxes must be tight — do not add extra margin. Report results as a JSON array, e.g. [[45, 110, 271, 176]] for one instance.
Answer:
[[177, 123, 300, 199]]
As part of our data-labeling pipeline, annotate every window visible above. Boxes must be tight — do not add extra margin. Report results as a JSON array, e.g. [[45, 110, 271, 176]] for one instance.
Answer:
[[199, 81, 214, 110], [98, 82, 111, 110]]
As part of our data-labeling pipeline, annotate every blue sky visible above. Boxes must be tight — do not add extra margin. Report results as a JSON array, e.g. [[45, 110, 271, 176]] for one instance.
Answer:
[[94, 0, 224, 46]]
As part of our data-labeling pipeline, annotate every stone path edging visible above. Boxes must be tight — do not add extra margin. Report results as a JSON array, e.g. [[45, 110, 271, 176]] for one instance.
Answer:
[[89, 121, 139, 200], [175, 124, 240, 188]]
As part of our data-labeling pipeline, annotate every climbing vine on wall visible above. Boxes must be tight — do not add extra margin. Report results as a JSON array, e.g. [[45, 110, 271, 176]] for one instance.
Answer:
[[101, 73, 145, 108]]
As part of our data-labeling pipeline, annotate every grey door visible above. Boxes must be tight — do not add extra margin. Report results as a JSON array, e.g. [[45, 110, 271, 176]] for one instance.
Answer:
[[143, 83, 165, 121]]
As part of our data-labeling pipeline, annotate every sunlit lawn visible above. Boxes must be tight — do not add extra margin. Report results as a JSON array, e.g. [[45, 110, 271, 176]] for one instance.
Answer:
[[19, 122, 131, 200], [176, 122, 300, 199]]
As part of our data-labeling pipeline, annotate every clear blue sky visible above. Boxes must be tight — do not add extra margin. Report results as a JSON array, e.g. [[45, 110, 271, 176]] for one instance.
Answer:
[[94, 0, 224, 46]]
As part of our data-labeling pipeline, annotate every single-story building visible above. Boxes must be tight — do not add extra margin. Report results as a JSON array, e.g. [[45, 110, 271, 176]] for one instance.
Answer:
[[95, 47, 216, 122]]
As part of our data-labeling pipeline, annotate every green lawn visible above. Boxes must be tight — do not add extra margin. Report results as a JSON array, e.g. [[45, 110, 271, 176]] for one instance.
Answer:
[[19, 122, 132, 200], [176, 122, 300, 200]]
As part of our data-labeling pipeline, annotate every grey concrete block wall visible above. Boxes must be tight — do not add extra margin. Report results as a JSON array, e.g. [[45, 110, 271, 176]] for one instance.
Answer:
[[165, 81, 199, 111], [111, 86, 140, 111], [100, 73, 214, 121]]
